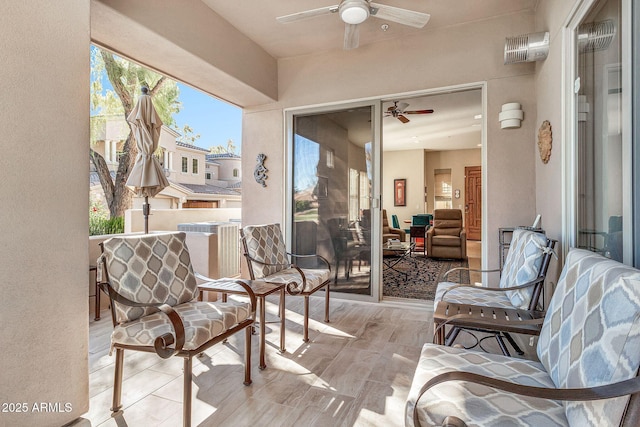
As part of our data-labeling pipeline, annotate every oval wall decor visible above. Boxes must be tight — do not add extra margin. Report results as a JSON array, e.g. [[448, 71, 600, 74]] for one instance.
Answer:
[[537, 120, 552, 164]]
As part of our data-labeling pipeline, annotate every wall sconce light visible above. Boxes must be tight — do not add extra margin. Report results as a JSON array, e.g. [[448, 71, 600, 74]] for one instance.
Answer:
[[499, 103, 524, 129]]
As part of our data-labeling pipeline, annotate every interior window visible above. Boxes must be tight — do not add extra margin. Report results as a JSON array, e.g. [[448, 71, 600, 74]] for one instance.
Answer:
[[434, 169, 452, 209]]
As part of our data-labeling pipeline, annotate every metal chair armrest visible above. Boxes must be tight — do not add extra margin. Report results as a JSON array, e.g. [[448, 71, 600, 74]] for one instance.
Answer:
[[440, 277, 543, 302], [413, 370, 640, 427], [100, 282, 186, 359]]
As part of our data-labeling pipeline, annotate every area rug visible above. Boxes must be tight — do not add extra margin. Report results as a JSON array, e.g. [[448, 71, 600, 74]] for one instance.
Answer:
[[383, 255, 469, 300]]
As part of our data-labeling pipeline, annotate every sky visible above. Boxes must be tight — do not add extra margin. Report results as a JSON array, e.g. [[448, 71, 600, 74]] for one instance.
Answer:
[[173, 83, 242, 153], [91, 46, 242, 153]]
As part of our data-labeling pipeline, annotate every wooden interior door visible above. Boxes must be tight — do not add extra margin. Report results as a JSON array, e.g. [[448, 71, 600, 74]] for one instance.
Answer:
[[465, 166, 481, 241]]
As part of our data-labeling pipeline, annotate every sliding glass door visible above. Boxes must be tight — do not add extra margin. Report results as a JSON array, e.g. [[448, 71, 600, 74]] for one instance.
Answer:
[[573, 0, 633, 264], [286, 102, 381, 300]]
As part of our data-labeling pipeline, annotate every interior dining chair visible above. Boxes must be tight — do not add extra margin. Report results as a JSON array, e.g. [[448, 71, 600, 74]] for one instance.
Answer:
[[98, 232, 256, 427]]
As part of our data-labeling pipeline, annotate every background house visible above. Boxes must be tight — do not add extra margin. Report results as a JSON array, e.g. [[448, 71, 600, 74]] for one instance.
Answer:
[[91, 116, 241, 210]]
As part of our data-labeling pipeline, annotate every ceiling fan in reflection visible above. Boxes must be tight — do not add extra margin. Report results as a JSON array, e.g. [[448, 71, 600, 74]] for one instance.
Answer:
[[385, 101, 434, 123]]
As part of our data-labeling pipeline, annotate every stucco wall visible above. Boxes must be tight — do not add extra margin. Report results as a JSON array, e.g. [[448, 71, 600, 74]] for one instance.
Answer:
[[243, 12, 538, 273], [0, 1, 90, 426]]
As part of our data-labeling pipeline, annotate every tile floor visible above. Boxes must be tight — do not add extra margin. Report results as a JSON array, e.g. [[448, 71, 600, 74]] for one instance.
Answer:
[[75, 241, 496, 427], [77, 296, 440, 427]]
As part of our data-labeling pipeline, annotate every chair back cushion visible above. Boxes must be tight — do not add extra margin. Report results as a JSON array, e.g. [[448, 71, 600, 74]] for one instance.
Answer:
[[242, 223, 289, 279], [412, 214, 432, 227], [500, 229, 548, 308], [102, 232, 198, 324], [537, 249, 640, 426], [382, 210, 392, 234], [432, 209, 462, 236]]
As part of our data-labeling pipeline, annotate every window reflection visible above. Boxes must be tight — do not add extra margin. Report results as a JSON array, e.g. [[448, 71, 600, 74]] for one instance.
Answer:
[[575, 0, 625, 263], [292, 109, 373, 293]]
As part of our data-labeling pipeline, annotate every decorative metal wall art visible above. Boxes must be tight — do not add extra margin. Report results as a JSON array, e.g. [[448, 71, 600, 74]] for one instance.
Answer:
[[537, 120, 552, 164], [254, 153, 268, 187]]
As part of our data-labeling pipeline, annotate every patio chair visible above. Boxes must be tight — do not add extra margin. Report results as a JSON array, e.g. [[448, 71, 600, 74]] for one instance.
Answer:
[[97, 232, 256, 427], [407, 248, 640, 427], [433, 228, 556, 355], [241, 223, 331, 342]]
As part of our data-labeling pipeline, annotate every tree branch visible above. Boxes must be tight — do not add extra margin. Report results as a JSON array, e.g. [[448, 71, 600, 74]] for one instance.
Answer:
[[90, 148, 115, 209]]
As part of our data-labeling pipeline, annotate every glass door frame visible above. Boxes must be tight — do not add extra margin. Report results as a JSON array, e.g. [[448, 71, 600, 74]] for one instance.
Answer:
[[284, 99, 384, 303], [563, 0, 634, 265]]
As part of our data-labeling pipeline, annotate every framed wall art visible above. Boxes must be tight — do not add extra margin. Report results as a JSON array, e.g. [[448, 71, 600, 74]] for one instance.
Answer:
[[394, 178, 406, 206]]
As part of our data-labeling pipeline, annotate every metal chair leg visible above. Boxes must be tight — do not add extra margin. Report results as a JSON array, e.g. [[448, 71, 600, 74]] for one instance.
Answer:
[[303, 296, 310, 342], [503, 332, 525, 355], [244, 326, 252, 385], [495, 334, 512, 357], [111, 348, 124, 412], [324, 285, 330, 323], [183, 357, 192, 427]]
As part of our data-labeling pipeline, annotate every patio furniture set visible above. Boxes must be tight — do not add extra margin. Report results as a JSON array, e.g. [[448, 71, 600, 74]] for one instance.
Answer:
[[96, 223, 330, 427], [96, 223, 640, 427], [407, 228, 640, 427]]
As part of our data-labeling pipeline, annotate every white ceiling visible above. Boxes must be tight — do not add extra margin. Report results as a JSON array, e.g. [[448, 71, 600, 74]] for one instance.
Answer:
[[201, 0, 538, 58], [200, 1, 535, 151]]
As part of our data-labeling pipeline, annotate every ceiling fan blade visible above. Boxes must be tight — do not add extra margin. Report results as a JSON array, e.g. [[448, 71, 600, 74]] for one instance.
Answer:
[[369, 3, 430, 28], [397, 102, 410, 112], [344, 23, 360, 50], [276, 5, 339, 23], [405, 109, 435, 114], [397, 115, 410, 124]]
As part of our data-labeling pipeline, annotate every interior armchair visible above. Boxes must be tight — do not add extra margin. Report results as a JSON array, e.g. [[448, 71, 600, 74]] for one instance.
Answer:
[[97, 232, 256, 427], [362, 209, 406, 243], [241, 223, 331, 343], [426, 209, 466, 259]]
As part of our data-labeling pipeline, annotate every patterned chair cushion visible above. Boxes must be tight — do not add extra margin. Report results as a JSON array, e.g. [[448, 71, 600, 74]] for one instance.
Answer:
[[537, 249, 640, 426], [406, 344, 567, 427], [112, 300, 251, 351], [242, 224, 289, 278], [260, 267, 331, 294], [433, 281, 515, 311], [500, 229, 549, 309], [101, 232, 198, 324]]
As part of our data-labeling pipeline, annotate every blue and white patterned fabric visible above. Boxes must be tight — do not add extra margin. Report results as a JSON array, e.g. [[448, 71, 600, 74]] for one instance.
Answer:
[[409, 248, 640, 427], [501, 229, 548, 309], [537, 249, 640, 426], [405, 344, 567, 427], [433, 229, 549, 312], [433, 282, 515, 311]]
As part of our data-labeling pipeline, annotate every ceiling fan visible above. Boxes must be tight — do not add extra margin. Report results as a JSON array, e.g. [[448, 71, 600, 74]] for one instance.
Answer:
[[276, 0, 430, 50], [385, 101, 434, 123]]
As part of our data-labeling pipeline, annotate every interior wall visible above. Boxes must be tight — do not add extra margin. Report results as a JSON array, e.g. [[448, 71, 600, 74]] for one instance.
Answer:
[[424, 148, 482, 216], [243, 12, 538, 274], [0, 1, 90, 426], [384, 149, 425, 227]]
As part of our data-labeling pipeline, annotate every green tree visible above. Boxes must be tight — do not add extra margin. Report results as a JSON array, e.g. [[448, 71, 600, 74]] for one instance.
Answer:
[[209, 139, 238, 154], [175, 124, 201, 144], [90, 47, 181, 218]]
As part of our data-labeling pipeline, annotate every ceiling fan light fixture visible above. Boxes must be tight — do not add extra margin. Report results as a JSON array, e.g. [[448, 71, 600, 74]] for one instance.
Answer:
[[340, 1, 370, 24]]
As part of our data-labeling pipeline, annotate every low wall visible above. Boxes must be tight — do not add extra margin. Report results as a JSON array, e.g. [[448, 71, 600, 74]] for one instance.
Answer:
[[124, 207, 241, 233]]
